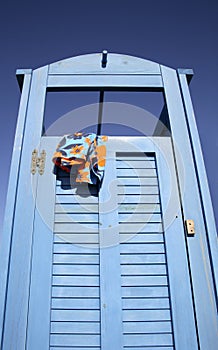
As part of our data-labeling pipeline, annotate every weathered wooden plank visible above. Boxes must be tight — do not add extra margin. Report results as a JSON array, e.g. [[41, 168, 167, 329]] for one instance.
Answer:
[[119, 213, 161, 222], [54, 222, 98, 232], [119, 223, 162, 233], [117, 168, 157, 177], [120, 243, 165, 254], [47, 74, 163, 88], [51, 321, 100, 334], [178, 72, 218, 301], [116, 160, 156, 169], [52, 286, 99, 298], [120, 233, 164, 244], [122, 347, 173, 350], [2, 67, 49, 350], [122, 286, 169, 298], [123, 333, 173, 346], [121, 264, 166, 276], [116, 153, 154, 158], [53, 264, 99, 276], [118, 195, 159, 204], [161, 67, 203, 349], [0, 71, 32, 344], [55, 213, 98, 223], [118, 203, 160, 213], [53, 243, 99, 254], [48, 53, 161, 75], [121, 275, 168, 287], [51, 309, 100, 322], [118, 186, 159, 195], [120, 253, 166, 264], [53, 232, 98, 243], [53, 275, 99, 286], [52, 298, 100, 309], [54, 233, 99, 244], [99, 152, 123, 350], [122, 297, 169, 309], [50, 333, 100, 346], [123, 320, 172, 334], [53, 253, 99, 264], [50, 347, 100, 350], [55, 203, 98, 213], [118, 177, 158, 186], [123, 309, 171, 321], [56, 195, 98, 204], [50, 348, 100, 350]]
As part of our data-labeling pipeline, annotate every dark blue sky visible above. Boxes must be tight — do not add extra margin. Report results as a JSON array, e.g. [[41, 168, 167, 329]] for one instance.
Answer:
[[0, 0, 218, 231]]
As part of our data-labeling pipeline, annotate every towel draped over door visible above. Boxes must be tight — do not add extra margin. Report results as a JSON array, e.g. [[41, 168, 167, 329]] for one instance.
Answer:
[[52, 132, 108, 185]]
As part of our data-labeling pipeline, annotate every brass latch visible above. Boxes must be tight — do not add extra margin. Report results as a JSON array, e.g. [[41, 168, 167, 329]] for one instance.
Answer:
[[185, 219, 195, 236], [31, 149, 46, 175]]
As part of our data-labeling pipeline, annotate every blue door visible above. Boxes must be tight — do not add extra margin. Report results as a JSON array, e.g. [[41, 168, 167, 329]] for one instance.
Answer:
[[26, 136, 198, 350]]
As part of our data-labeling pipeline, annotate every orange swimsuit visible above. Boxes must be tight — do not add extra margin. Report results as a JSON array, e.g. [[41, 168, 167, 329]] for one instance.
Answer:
[[52, 132, 108, 185]]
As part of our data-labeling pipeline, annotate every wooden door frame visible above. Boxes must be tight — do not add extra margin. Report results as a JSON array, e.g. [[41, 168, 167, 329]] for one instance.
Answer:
[[1, 53, 217, 349]]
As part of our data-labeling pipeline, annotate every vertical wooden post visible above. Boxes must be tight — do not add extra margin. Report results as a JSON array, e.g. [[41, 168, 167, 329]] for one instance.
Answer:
[[178, 71, 218, 297], [1, 66, 48, 350], [99, 150, 124, 350], [161, 65, 218, 349], [154, 138, 199, 349], [0, 70, 32, 348]]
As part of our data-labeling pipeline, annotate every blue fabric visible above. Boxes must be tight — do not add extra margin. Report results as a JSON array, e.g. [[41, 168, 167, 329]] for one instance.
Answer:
[[52, 132, 108, 184]]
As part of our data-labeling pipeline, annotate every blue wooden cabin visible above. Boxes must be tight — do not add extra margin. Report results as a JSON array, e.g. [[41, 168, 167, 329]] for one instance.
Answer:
[[0, 52, 217, 349]]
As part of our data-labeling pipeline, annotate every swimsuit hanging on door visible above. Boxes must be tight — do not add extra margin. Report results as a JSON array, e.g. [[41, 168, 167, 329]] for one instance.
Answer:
[[52, 132, 108, 185]]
